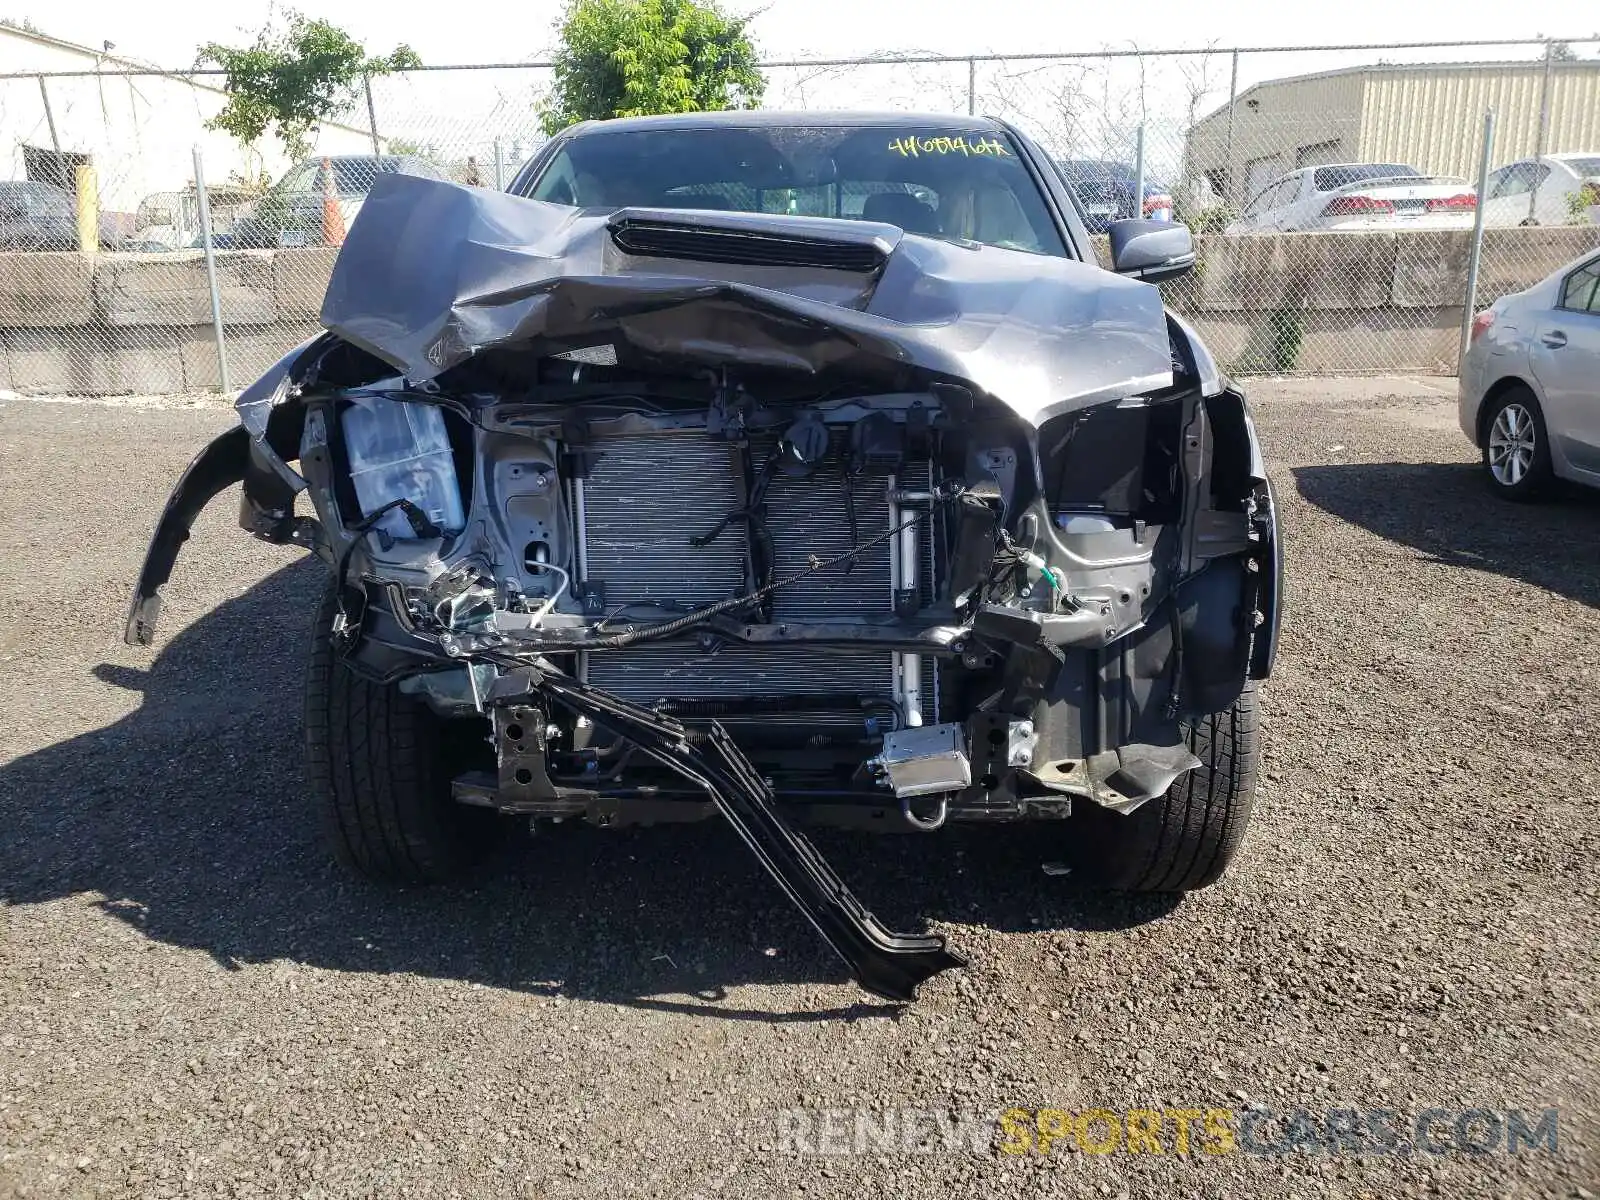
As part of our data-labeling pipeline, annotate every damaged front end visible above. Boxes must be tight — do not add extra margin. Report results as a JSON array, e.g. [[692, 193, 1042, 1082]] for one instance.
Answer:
[[126, 177, 1280, 1001]]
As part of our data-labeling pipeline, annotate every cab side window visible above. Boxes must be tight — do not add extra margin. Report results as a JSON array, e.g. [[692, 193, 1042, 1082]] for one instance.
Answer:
[[278, 163, 317, 195], [1488, 162, 1550, 200], [1244, 181, 1281, 218]]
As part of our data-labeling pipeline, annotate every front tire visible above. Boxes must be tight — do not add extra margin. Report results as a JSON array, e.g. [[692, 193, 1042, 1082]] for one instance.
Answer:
[[304, 581, 499, 883], [1482, 386, 1553, 501], [1071, 683, 1261, 892]]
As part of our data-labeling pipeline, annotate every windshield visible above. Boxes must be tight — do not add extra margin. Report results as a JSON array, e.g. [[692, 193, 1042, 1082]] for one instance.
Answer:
[[1313, 164, 1424, 191], [524, 124, 1067, 256]]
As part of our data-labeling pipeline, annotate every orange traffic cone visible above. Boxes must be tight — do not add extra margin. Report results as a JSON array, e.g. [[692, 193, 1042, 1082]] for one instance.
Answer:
[[321, 157, 346, 247]]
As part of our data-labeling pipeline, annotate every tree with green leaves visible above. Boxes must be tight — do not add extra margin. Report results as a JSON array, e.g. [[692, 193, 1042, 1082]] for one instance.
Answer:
[[540, 0, 764, 136], [199, 12, 421, 158]]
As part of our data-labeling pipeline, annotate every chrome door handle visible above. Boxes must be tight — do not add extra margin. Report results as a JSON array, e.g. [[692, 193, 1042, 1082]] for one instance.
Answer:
[[1540, 330, 1568, 348]]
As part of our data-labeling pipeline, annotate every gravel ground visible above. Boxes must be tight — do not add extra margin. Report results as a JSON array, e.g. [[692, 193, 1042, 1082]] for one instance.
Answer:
[[1, 377, 1596, 1198]]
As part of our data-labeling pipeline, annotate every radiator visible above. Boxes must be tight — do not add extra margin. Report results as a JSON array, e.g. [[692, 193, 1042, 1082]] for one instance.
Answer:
[[575, 430, 936, 726]]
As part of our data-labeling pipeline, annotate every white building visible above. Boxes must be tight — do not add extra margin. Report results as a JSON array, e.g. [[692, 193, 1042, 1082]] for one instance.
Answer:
[[0, 22, 381, 226], [1186, 59, 1600, 206]]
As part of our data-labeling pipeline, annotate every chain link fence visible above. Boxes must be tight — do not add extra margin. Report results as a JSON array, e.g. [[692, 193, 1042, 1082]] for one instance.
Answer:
[[2, 37, 1598, 394]]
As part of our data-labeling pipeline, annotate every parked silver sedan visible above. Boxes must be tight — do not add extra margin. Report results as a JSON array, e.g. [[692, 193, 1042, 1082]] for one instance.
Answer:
[[1460, 249, 1600, 498]]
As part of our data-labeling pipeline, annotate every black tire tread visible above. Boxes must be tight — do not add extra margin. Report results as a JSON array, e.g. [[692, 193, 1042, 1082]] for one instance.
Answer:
[[1481, 385, 1554, 503], [305, 581, 491, 883], [1075, 683, 1260, 893]]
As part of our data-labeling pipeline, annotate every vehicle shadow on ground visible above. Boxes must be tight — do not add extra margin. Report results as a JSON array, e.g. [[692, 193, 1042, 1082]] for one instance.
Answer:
[[1294, 460, 1600, 609], [0, 560, 1178, 1022]]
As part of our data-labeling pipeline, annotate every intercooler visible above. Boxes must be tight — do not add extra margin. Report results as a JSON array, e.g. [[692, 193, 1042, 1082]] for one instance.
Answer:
[[574, 430, 938, 730]]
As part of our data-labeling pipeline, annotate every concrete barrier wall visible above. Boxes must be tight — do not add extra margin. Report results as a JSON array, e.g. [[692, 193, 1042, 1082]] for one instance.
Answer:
[[0, 248, 323, 395], [3, 228, 1600, 395], [1122, 225, 1600, 376]]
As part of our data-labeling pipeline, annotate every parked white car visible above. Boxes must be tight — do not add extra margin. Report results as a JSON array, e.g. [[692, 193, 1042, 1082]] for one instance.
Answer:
[[1227, 163, 1478, 234], [126, 187, 259, 251], [1459, 248, 1600, 498], [1481, 153, 1600, 227]]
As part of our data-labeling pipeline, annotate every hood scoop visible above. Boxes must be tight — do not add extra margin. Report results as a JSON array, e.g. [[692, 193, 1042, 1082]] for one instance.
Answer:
[[607, 209, 893, 274]]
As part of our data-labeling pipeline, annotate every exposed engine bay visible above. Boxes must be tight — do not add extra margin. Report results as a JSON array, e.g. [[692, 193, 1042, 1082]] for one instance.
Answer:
[[218, 346, 1271, 823], [124, 174, 1281, 1001]]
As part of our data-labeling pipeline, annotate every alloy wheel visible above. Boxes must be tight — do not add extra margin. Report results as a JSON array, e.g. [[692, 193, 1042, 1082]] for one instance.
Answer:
[[1488, 402, 1537, 487]]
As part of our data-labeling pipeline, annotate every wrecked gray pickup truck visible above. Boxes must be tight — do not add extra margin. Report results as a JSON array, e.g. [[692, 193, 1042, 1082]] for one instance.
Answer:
[[126, 113, 1281, 1002]]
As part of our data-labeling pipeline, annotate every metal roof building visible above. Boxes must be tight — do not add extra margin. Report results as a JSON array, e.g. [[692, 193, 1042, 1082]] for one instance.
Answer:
[[1187, 59, 1600, 206]]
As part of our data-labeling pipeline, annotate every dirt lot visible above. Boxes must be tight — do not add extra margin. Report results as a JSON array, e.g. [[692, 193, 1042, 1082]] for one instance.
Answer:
[[1, 378, 1596, 1199]]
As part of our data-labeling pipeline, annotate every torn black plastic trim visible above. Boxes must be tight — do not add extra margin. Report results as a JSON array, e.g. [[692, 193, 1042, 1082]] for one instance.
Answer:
[[336, 602, 461, 686], [124, 427, 249, 647], [488, 666, 965, 1003], [240, 437, 318, 549], [1222, 390, 1283, 681], [1249, 475, 1284, 680], [1191, 384, 1282, 682], [1174, 560, 1253, 714]]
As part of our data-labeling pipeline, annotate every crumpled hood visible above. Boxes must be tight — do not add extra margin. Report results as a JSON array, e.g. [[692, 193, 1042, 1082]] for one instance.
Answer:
[[319, 173, 1175, 427]]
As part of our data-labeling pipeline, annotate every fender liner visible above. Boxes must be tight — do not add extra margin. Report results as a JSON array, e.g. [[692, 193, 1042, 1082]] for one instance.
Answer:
[[1202, 389, 1282, 682], [1250, 474, 1283, 679], [125, 371, 318, 648], [1176, 558, 1252, 714], [124, 427, 249, 647]]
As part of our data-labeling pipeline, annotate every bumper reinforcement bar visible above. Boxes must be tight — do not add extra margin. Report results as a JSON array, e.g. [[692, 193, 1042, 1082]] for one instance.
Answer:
[[487, 667, 965, 1003]]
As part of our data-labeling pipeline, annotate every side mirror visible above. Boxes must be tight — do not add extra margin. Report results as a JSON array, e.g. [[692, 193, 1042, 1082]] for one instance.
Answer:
[[1108, 218, 1196, 283]]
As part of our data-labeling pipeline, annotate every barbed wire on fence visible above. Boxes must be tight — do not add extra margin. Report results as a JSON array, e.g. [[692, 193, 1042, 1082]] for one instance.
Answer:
[[1, 36, 1599, 393]]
